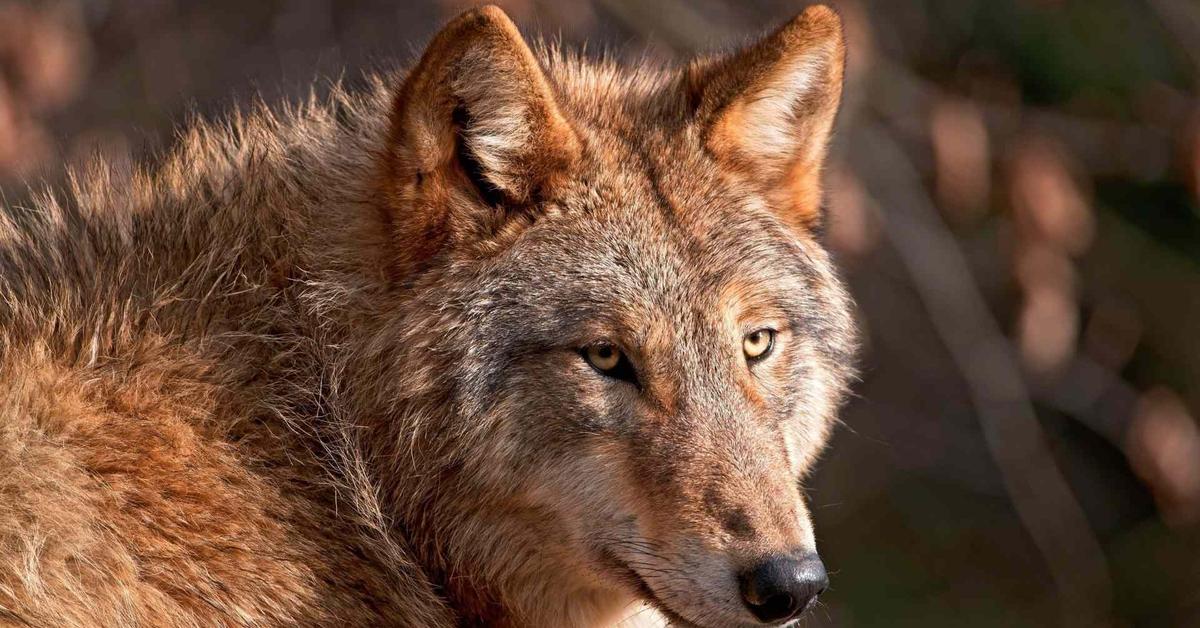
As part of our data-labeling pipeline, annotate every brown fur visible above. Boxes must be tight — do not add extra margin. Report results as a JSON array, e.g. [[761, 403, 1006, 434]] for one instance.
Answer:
[[0, 6, 855, 627]]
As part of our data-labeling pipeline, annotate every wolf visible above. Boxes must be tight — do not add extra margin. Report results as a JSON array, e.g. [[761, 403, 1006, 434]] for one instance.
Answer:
[[0, 4, 855, 627]]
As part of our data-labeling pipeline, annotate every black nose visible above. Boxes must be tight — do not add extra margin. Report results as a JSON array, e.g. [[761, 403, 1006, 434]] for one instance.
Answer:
[[738, 553, 828, 624]]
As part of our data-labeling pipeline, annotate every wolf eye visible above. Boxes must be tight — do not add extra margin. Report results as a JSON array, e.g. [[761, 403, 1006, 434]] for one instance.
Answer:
[[582, 343, 638, 384], [586, 344, 621, 371], [743, 329, 775, 361]]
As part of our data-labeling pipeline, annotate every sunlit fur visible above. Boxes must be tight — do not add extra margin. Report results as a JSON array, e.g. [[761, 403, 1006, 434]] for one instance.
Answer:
[[0, 6, 855, 627]]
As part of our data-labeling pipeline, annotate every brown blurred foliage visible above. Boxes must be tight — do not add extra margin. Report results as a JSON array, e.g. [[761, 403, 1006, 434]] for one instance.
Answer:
[[0, 1, 88, 178]]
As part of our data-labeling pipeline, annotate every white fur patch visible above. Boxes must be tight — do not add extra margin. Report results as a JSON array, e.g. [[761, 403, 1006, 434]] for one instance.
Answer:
[[453, 47, 539, 192], [737, 46, 832, 165]]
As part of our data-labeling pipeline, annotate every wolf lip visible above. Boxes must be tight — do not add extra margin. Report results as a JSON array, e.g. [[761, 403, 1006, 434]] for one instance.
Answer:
[[607, 558, 718, 628], [598, 552, 694, 626]]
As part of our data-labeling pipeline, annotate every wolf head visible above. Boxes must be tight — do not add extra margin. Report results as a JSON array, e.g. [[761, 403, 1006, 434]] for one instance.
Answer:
[[366, 5, 855, 626]]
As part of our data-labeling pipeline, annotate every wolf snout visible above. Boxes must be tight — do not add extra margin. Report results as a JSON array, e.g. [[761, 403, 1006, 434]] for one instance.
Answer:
[[737, 552, 828, 624]]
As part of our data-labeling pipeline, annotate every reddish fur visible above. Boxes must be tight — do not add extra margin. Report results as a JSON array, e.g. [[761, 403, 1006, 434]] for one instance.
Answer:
[[0, 6, 852, 627]]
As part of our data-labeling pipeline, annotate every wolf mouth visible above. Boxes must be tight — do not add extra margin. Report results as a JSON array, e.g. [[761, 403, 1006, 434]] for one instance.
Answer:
[[598, 549, 704, 627], [607, 555, 806, 628]]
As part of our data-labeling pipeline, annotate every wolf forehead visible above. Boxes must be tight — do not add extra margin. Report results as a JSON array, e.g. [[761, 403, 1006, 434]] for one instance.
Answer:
[[463, 57, 844, 293], [453, 133, 849, 345], [458, 190, 849, 356]]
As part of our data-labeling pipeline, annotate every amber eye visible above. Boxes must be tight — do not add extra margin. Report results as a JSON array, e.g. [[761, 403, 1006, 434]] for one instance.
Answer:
[[743, 329, 776, 361], [584, 343, 622, 372], [582, 343, 639, 385]]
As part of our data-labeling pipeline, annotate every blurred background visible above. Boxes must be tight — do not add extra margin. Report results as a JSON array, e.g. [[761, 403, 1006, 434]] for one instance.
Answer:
[[1, 0, 1198, 626]]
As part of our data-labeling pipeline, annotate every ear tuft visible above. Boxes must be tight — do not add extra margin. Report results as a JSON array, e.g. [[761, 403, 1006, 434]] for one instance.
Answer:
[[379, 6, 580, 278], [387, 5, 579, 205], [691, 5, 846, 232]]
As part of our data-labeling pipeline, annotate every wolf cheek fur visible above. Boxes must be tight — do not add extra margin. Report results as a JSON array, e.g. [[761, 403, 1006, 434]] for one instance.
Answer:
[[0, 4, 855, 627]]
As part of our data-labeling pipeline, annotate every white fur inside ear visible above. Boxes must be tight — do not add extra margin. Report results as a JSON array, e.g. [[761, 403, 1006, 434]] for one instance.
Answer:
[[452, 46, 537, 190], [736, 46, 832, 164]]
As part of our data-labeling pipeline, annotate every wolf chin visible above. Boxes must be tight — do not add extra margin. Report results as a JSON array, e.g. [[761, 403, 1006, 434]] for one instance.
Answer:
[[0, 5, 856, 627]]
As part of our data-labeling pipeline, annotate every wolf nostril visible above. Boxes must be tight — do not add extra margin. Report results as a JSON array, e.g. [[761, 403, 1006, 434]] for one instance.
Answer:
[[738, 553, 828, 624], [751, 591, 797, 623]]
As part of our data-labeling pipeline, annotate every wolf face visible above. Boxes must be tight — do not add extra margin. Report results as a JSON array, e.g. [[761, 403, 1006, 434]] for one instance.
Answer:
[[371, 6, 856, 626]]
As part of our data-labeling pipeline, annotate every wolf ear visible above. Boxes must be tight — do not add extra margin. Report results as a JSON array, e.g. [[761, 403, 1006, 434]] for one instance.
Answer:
[[687, 5, 845, 232], [380, 6, 580, 273]]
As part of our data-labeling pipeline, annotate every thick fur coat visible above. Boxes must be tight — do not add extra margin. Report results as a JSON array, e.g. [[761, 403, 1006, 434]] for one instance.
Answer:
[[0, 6, 855, 627]]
